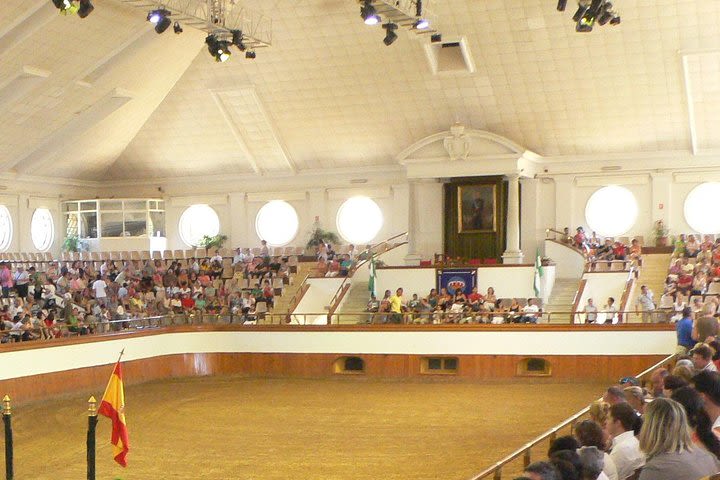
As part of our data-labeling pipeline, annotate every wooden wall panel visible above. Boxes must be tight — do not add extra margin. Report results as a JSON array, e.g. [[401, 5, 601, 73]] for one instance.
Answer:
[[0, 353, 670, 406]]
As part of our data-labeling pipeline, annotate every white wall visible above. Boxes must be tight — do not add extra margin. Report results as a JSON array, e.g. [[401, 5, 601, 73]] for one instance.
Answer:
[[544, 240, 586, 279], [575, 272, 630, 323], [291, 277, 346, 324], [0, 329, 676, 380]]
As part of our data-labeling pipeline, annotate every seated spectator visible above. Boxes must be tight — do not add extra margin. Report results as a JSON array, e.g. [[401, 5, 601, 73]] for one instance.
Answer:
[[574, 227, 588, 250], [366, 294, 379, 313], [662, 375, 689, 398], [623, 386, 647, 414], [677, 273, 693, 296], [692, 344, 718, 372], [596, 239, 614, 262], [612, 241, 627, 262], [485, 287, 498, 310], [574, 419, 618, 480], [467, 287, 483, 311], [693, 311, 718, 344], [508, 298, 522, 323], [670, 386, 720, 460], [520, 299, 540, 323], [673, 234, 687, 258], [692, 370, 720, 437], [637, 398, 720, 480], [628, 239, 642, 262], [607, 402, 645, 480], [523, 461, 560, 480], [686, 235, 701, 258], [262, 280, 274, 309]]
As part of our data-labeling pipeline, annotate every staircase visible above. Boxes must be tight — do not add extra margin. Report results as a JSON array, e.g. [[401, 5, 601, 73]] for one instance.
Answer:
[[544, 278, 580, 324], [625, 253, 670, 323], [271, 262, 319, 314], [336, 281, 371, 324]]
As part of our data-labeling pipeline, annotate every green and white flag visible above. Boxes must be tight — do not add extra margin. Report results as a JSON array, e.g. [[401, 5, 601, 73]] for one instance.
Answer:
[[533, 248, 544, 297], [368, 256, 377, 298]]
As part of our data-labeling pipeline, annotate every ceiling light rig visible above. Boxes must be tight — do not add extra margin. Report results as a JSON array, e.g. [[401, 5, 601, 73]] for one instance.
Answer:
[[358, 0, 440, 46], [205, 34, 232, 62], [560, 0, 620, 32], [147, 8, 172, 33], [51, 0, 94, 18]]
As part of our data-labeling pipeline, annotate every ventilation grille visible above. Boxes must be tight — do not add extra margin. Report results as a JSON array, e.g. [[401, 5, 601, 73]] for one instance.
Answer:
[[424, 37, 475, 75]]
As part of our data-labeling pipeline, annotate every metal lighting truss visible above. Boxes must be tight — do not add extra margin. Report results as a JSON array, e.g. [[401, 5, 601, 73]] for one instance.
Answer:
[[358, 0, 438, 37], [116, 0, 272, 49]]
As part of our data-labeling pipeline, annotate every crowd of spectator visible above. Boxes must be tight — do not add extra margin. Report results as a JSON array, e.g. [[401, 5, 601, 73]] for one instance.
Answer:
[[365, 286, 542, 324], [561, 227, 642, 268], [515, 347, 720, 480], [0, 247, 295, 341]]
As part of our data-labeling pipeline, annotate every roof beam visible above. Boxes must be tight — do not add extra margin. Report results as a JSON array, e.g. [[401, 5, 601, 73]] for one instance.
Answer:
[[76, 28, 156, 87], [0, 65, 51, 113], [0, 1, 57, 58], [209, 90, 261, 174], [10, 88, 134, 173]]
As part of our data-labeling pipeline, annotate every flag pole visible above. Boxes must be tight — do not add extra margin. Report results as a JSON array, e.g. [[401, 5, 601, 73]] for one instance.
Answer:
[[86, 396, 98, 480]]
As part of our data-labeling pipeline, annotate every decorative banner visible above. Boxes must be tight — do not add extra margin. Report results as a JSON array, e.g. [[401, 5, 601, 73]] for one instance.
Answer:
[[437, 269, 477, 295]]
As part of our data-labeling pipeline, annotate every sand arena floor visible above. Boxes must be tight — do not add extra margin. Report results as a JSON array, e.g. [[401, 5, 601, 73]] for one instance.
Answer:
[[2, 376, 605, 479]]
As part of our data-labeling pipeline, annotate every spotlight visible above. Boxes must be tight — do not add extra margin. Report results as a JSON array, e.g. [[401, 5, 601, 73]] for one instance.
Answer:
[[231, 29, 246, 51], [382, 22, 398, 46], [576, 0, 601, 32], [77, 0, 93, 18], [609, 15, 621, 25], [557, 0, 567, 11], [414, 18, 429, 30], [360, 1, 380, 25], [147, 9, 171, 33], [572, 3, 588, 22], [173, 21, 183, 34], [245, 51, 256, 59], [430, 33, 442, 43], [51, 0, 73, 11], [205, 35, 232, 63]]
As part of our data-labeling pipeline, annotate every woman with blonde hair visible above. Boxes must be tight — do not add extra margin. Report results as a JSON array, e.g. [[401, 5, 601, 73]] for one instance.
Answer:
[[589, 400, 610, 427], [638, 398, 720, 480]]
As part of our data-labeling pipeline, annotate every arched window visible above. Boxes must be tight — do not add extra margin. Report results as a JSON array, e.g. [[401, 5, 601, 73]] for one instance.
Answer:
[[255, 200, 299, 246], [336, 196, 383, 244], [178, 204, 220, 247], [685, 182, 720, 234], [584, 186, 638, 237], [0, 206, 12, 252], [31, 208, 54, 251]]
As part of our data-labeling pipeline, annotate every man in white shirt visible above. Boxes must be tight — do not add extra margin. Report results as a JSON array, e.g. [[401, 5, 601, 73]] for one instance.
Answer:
[[92, 275, 108, 306], [520, 299, 540, 323], [608, 403, 645, 480], [692, 370, 720, 436], [584, 298, 598, 323]]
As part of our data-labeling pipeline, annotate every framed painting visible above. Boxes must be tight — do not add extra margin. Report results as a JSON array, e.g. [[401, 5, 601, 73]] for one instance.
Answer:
[[457, 184, 496, 233]]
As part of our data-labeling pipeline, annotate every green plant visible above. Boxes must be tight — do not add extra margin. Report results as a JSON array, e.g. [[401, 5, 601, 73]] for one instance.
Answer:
[[63, 235, 83, 252], [198, 234, 228, 250], [306, 227, 340, 248], [652, 220, 668, 240]]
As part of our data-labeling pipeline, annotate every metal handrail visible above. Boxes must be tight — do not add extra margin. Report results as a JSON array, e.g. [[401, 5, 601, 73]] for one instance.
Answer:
[[466, 352, 679, 480]]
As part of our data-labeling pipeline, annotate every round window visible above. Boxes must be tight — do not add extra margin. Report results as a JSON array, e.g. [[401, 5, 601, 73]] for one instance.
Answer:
[[0, 206, 12, 252], [31, 208, 54, 251], [685, 182, 720, 234], [584, 186, 638, 237], [336, 196, 383, 244], [255, 200, 299, 247], [178, 204, 220, 247]]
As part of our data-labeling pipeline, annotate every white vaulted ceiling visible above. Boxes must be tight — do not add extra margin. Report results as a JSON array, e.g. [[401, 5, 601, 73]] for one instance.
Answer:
[[1, 0, 720, 184]]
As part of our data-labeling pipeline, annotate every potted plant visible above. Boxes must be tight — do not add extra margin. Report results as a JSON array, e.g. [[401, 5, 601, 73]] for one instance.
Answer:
[[652, 220, 669, 247], [63, 235, 87, 252], [306, 227, 340, 254], [199, 234, 228, 254]]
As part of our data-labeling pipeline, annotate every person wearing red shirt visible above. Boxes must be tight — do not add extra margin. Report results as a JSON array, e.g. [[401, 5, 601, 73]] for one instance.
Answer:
[[467, 287, 484, 311], [612, 241, 627, 260], [180, 293, 195, 311]]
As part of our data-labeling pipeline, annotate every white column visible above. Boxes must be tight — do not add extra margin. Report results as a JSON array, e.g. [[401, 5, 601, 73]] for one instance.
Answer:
[[404, 181, 421, 265], [502, 174, 523, 264], [228, 192, 247, 248]]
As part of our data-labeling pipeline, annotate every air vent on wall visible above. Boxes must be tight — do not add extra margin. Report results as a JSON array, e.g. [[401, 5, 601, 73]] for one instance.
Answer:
[[601, 166, 622, 171], [424, 36, 475, 75]]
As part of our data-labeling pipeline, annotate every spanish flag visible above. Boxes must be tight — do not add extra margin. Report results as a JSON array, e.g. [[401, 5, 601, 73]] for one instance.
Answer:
[[98, 360, 130, 467]]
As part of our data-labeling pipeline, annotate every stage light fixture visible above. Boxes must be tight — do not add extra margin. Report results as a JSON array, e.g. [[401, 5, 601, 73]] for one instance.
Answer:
[[245, 51, 256, 59], [431, 33, 442, 43], [231, 30, 246, 51], [382, 22, 398, 46], [205, 35, 232, 63], [360, 1, 380, 25], [51, 0, 73, 11], [147, 8, 171, 33], [173, 21, 183, 34], [414, 18, 429, 30], [77, 0, 93, 18], [572, 3, 588, 22], [576, 0, 602, 32], [609, 15, 621, 25], [557, 0, 568, 11]]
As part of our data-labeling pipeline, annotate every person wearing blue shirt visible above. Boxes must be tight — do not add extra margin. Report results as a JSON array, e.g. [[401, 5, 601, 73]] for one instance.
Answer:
[[676, 306, 695, 353]]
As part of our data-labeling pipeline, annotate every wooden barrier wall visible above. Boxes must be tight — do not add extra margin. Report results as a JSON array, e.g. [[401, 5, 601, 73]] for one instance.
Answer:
[[1, 351, 668, 405]]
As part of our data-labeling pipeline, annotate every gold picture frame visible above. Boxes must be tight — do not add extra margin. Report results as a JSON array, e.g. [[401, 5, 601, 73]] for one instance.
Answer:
[[457, 184, 497, 233]]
